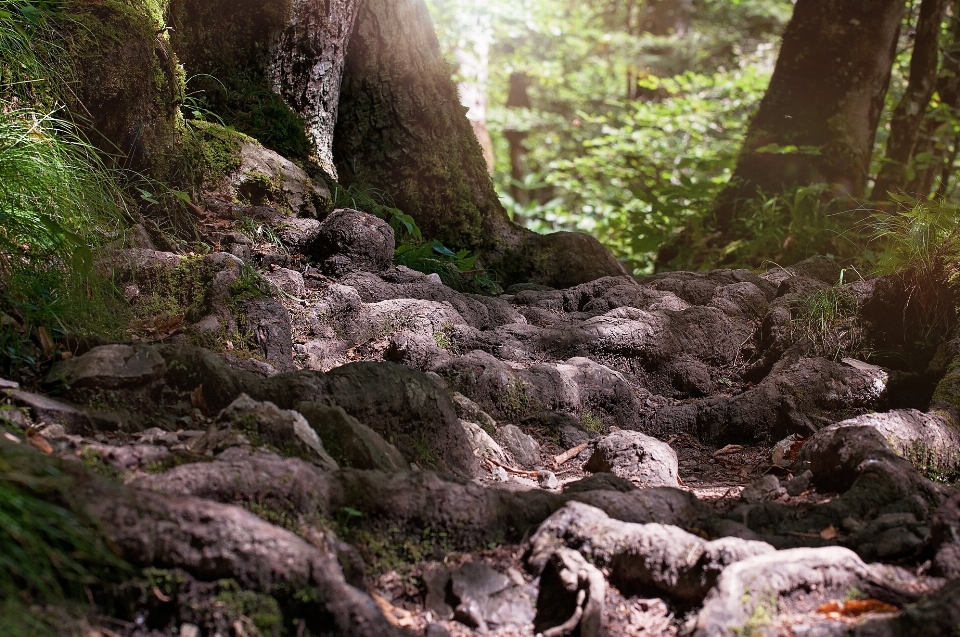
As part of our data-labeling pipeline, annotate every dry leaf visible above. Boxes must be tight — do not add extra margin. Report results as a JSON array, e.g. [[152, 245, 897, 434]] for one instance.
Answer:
[[788, 438, 807, 460], [26, 427, 53, 454], [713, 444, 743, 457], [371, 592, 416, 628], [819, 525, 838, 540], [191, 385, 208, 415], [3, 432, 20, 444], [816, 599, 898, 617], [36, 326, 55, 357], [152, 586, 171, 603]]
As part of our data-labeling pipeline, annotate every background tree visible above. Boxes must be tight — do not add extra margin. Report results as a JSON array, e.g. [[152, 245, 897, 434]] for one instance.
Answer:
[[711, 0, 905, 231], [873, 0, 950, 200]]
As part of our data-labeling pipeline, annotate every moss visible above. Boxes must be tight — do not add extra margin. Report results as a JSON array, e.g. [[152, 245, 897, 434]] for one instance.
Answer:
[[931, 360, 960, 427], [61, 0, 184, 176], [79, 448, 123, 481], [176, 120, 252, 190], [503, 379, 534, 421], [166, 0, 310, 160], [132, 255, 217, 323], [215, 579, 283, 637]]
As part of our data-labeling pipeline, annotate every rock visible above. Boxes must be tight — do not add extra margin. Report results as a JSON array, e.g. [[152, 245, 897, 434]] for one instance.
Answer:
[[230, 142, 327, 217], [461, 421, 508, 464], [584, 430, 679, 488], [497, 424, 541, 469], [452, 392, 498, 431], [424, 562, 535, 631], [538, 470, 560, 490], [0, 378, 19, 390], [322, 362, 479, 478], [425, 624, 451, 637], [562, 473, 637, 494], [4, 389, 93, 434], [237, 296, 295, 372], [46, 344, 166, 389], [771, 434, 799, 466], [691, 547, 927, 637], [265, 267, 306, 297], [216, 394, 338, 470], [296, 402, 406, 471], [310, 209, 395, 276], [740, 474, 784, 503], [785, 470, 813, 496], [179, 624, 200, 637], [529, 502, 775, 604], [138, 428, 179, 446]]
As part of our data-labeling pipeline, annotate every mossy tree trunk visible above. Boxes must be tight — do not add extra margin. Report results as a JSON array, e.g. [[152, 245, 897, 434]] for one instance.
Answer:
[[872, 0, 950, 200], [269, 0, 361, 178], [333, 0, 627, 286], [168, 0, 358, 172], [333, 0, 510, 253], [712, 0, 905, 230]]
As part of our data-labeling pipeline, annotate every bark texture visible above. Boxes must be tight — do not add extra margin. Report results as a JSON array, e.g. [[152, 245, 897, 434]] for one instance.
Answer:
[[269, 0, 361, 177], [168, 0, 357, 173], [714, 0, 905, 227], [333, 0, 510, 252], [872, 0, 950, 199]]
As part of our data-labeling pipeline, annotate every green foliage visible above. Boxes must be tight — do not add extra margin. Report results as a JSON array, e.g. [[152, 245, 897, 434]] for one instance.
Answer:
[[866, 194, 959, 277], [580, 411, 603, 434], [0, 444, 131, 606], [0, 105, 130, 377], [216, 579, 284, 637], [334, 183, 503, 294]]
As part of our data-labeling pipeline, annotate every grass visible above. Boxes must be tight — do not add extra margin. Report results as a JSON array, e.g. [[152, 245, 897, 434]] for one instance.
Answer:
[[789, 279, 863, 361], [0, 444, 131, 608]]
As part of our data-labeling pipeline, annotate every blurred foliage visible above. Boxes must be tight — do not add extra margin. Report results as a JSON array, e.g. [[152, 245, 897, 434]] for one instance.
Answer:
[[428, 0, 793, 273]]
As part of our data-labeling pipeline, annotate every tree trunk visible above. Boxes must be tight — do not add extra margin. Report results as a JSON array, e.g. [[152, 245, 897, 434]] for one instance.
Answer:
[[872, 0, 950, 200], [713, 0, 905, 229], [505, 72, 532, 223], [334, 0, 628, 286], [168, 0, 359, 176], [269, 0, 362, 179], [907, 1, 960, 197]]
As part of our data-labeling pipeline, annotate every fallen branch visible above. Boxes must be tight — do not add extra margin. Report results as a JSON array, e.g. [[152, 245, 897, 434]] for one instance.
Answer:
[[553, 443, 588, 468], [488, 456, 539, 478]]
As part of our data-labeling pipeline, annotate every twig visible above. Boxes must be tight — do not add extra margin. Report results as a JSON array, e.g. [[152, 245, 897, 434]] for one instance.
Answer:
[[553, 443, 589, 467], [488, 457, 539, 478]]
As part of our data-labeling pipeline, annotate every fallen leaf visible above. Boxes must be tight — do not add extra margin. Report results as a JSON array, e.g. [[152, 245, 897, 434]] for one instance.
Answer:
[[788, 438, 807, 460], [816, 599, 898, 617], [3, 432, 20, 444], [713, 444, 743, 457], [191, 385, 208, 415], [152, 586, 171, 603], [26, 427, 53, 454], [820, 525, 838, 540], [36, 326, 55, 357]]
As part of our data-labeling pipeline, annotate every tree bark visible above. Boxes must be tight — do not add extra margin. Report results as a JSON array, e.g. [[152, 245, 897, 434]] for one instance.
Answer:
[[872, 0, 950, 200], [907, 1, 960, 196], [333, 0, 509, 253], [269, 0, 362, 179], [168, 0, 359, 176], [713, 0, 905, 229]]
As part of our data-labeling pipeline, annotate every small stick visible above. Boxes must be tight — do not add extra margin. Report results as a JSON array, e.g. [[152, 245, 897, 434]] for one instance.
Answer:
[[553, 443, 589, 468], [488, 457, 539, 478]]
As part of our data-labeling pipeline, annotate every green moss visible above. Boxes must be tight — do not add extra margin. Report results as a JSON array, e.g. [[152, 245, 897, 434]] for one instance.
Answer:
[[503, 379, 534, 421], [931, 360, 960, 426], [61, 0, 184, 176], [79, 448, 123, 481], [177, 120, 252, 190], [132, 255, 217, 323], [216, 579, 283, 637]]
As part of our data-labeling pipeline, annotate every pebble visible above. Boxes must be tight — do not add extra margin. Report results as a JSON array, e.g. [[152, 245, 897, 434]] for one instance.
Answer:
[[537, 470, 559, 490]]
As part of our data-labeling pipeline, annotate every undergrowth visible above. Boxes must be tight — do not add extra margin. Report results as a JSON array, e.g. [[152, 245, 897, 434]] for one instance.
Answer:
[[333, 183, 503, 294], [0, 444, 131, 615]]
